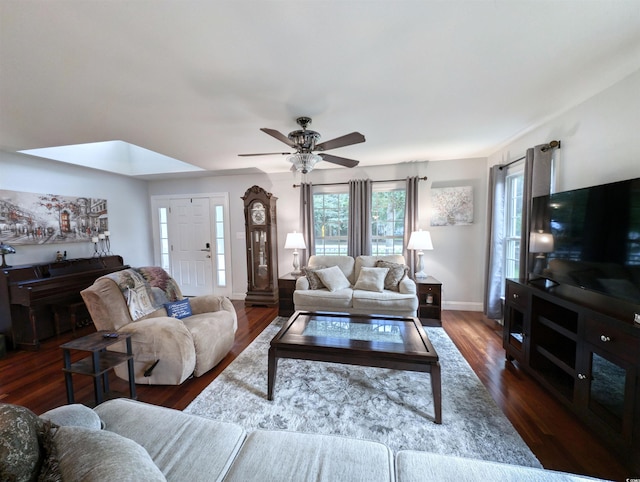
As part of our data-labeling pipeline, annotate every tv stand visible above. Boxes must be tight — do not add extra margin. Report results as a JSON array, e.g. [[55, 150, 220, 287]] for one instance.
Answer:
[[503, 279, 640, 472]]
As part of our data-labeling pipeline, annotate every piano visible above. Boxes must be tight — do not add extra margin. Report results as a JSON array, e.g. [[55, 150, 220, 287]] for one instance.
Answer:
[[0, 255, 127, 350]]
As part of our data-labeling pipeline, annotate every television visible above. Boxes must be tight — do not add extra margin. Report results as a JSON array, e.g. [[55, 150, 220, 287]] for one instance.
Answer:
[[532, 177, 640, 308]]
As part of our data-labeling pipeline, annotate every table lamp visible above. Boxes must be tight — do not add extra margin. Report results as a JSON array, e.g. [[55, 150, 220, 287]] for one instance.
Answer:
[[284, 231, 306, 275], [530, 231, 554, 275], [0, 243, 16, 268], [407, 230, 433, 279]]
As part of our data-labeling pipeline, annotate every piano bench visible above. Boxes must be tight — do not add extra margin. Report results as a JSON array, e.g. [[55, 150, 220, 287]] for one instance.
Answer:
[[53, 301, 90, 337]]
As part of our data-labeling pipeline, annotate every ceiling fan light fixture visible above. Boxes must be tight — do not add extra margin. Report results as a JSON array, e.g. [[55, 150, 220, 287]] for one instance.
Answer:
[[288, 152, 321, 174]]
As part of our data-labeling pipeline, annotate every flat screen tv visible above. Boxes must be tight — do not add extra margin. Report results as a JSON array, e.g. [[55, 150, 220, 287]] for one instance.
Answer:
[[532, 177, 640, 307]]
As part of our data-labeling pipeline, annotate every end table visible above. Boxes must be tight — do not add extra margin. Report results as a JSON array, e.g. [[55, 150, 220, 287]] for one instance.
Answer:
[[60, 331, 136, 406], [415, 276, 442, 326], [278, 273, 299, 317]]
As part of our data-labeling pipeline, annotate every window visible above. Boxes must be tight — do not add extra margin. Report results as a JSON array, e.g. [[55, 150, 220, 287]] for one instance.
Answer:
[[371, 189, 406, 256], [504, 171, 524, 280], [158, 207, 170, 271], [214, 204, 226, 287], [313, 192, 349, 255], [312, 185, 406, 256]]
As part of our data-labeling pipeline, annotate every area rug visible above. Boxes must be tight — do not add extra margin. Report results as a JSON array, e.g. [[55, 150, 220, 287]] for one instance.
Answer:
[[185, 317, 541, 468]]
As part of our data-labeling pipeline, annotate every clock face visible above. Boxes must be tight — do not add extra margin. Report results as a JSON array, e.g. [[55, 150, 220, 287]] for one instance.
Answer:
[[251, 202, 266, 225]]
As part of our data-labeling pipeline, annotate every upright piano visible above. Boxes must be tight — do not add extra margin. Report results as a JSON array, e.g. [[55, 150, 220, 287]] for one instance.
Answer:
[[0, 255, 127, 350]]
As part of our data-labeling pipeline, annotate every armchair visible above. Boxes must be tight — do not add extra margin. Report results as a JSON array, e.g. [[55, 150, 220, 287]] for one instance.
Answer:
[[81, 267, 237, 385]]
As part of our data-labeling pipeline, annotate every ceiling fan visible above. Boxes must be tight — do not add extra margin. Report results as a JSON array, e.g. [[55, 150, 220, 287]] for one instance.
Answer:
[[238, 117, 365, 173]]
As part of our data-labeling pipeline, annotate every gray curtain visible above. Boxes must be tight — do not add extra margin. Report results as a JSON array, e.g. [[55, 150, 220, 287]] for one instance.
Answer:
[[348, 179, 372, 257], [299, 182, 314, 267], [403, 176, 420, 276], [520, 145, 554, 279], [483, 165, 507, 320]]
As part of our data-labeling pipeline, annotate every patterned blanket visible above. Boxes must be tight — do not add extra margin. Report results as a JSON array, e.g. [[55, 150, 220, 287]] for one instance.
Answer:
[[104, 267, 181, 321]]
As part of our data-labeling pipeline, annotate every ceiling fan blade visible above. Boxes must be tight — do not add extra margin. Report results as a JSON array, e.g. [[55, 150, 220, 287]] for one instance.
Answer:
[[315, 132, 365, 151], [319, 153, 360, 168], [260, 128, 297, 148], [238, 152, 291, 157]]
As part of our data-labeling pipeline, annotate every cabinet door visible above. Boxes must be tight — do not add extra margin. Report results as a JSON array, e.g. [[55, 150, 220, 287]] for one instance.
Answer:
[[503, 281, 530, 363], [577, 342, 637, 446], [504, 303, 528, 363]]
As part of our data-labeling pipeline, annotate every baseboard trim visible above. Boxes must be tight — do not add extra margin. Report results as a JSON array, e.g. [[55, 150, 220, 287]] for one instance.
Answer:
[[442, 301, 483, 312]]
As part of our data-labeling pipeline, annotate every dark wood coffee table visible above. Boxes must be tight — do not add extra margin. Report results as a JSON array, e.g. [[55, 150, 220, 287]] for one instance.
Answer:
[[268, 311, 442, 424]]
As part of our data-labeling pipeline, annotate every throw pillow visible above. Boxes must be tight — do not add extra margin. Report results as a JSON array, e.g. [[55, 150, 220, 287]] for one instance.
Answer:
[[315, 266, 351, 292], [40, 404, 103, 430], [354, 267, 389, 292], [164, 298, 192, 319], [54, 426, 167, 481], [303, 266, 326, 290], [0, 403, 58, 482], [376, 260, 409, 291]]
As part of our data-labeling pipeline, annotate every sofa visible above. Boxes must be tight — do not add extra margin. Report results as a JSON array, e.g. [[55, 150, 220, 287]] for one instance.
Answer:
[[0, 399, 604, 481], [293, 255, 419, 318], [81, 267, 237, 385]]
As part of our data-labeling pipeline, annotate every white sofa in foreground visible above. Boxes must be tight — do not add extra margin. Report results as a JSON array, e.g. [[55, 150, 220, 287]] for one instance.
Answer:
[[0, 399, 606, 481], [294, 255, 419, 318]]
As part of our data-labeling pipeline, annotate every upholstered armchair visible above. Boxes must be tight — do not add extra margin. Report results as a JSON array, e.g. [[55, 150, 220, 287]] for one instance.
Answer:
[[81, 267, 237, 385]]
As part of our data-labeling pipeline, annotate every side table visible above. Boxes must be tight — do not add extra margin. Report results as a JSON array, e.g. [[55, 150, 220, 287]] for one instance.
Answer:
[[415, 276, 442, 326], [60, 331, 136, 406], [278, 273, 298, 317]]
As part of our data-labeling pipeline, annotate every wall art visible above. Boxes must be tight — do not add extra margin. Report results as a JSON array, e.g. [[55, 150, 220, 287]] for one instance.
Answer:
[[0, 189, 108, 245], [430, 186, 473, 226]]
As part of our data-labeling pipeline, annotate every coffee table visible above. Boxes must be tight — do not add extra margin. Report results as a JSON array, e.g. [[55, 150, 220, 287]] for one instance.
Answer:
[[268, 311, 441, 424]]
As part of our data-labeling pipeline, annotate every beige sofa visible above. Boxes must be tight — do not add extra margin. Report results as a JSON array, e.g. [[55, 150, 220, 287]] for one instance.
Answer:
[[0, 399, 604, 481], [81, 267, 237, 385], [293, 255, 419, 318]]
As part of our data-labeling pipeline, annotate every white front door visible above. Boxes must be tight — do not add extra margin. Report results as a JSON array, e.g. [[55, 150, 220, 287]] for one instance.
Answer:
[[169, 197, 213, 296]]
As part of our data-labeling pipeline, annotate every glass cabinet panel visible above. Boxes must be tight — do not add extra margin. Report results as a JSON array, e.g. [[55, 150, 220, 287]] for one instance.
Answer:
[[587, 352, 627, 431]]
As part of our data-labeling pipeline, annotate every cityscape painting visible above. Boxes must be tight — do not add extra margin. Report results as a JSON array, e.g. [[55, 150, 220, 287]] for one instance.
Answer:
[[0, 189, 108, 245]]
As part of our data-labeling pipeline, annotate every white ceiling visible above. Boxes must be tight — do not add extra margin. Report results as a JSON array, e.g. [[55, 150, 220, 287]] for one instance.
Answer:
[[1, 1, 639, 179]]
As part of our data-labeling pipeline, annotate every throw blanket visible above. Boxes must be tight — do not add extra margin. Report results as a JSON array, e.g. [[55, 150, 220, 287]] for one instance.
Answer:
[[104, 267, 181, 321]]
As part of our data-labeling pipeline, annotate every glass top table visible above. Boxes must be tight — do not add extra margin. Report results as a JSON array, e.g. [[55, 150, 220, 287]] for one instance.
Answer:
[[268, 311, 441, 423]]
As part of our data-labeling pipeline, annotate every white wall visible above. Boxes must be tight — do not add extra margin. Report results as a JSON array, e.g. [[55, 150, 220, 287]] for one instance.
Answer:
[[6, 68, 635, 311], [0, 151, 154, 267], [148, 159, 488, 310], [488, 68, 640, 191]]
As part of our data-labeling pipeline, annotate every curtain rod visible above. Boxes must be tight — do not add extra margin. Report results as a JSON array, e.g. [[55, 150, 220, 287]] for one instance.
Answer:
[[498, 139, 561, 170], [498, 156, 525, 170], [293, 176, 428, 188]]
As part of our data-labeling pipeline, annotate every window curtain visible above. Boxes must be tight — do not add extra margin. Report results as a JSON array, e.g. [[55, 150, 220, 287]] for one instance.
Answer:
[[483, 165, 507, 320], [520, 145, 554, 279], [348, 179, 372, 257], [403, 176, 420, 276], [299, 182, 314, 267]]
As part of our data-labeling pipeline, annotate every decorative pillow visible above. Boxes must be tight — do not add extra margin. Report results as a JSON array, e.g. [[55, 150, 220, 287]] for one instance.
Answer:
[[354, 267, 389, 292], [376, 260, 409, 291], [315, 266, 351, 292], [0, 403, 60, 482], [164, 298, 192, 319], [303, 266, 327, 290], [54, 426, 167, 481], [40, 404, 103, 430]]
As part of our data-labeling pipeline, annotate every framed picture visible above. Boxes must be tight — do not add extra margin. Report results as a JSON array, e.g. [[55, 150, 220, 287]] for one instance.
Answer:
[[431, 186, 473, 226], [0, 189, 108, 245]]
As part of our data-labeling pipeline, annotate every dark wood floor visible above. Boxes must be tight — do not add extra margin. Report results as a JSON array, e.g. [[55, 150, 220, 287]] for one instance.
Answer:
[[0, 304, 631, 481]]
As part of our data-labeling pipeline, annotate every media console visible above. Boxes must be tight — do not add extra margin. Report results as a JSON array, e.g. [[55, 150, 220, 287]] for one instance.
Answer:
[[503, 278, 640, 472]]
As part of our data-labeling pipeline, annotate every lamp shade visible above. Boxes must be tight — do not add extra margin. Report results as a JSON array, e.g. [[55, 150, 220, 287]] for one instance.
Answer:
[[407, 230, 433, 251], [284, 232, 306, 250], [530, 231, 554, 253], [288, 153, 321, 174]]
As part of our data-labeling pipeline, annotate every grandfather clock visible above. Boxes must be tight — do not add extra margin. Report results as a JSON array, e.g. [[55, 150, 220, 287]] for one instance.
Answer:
[[242, 185, 279, 306]]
